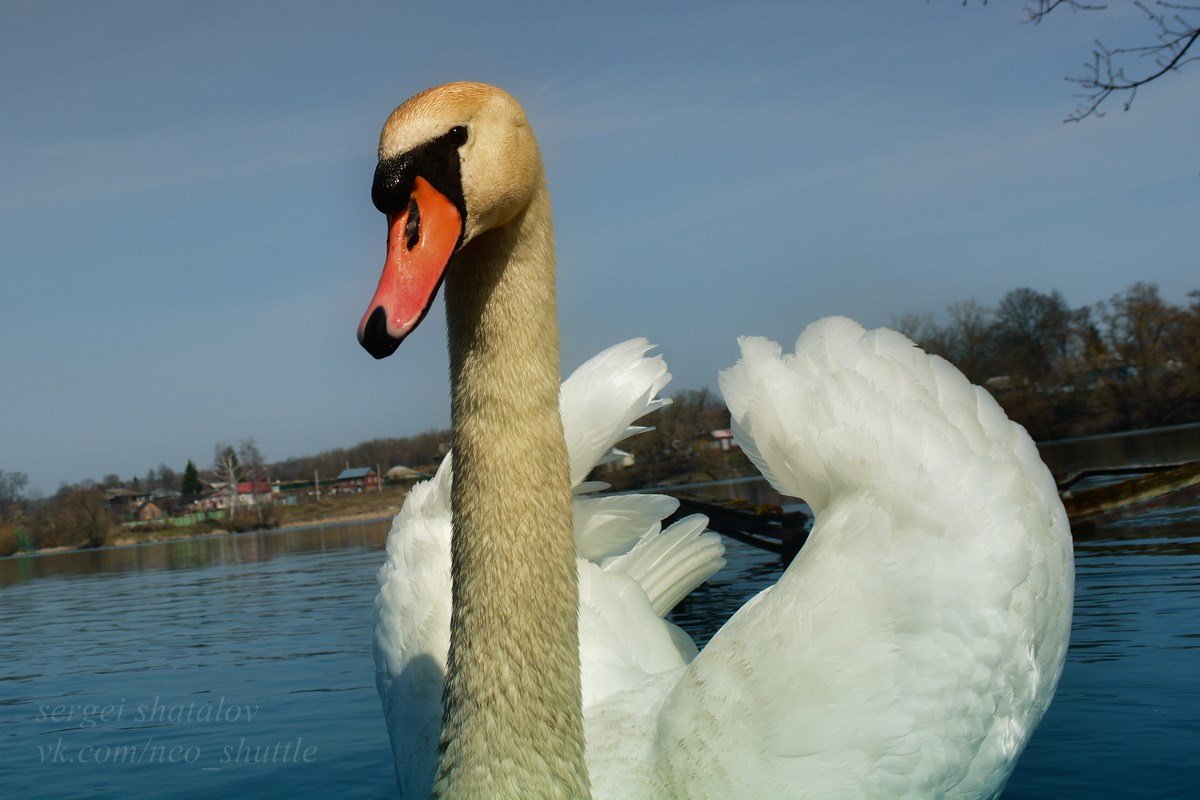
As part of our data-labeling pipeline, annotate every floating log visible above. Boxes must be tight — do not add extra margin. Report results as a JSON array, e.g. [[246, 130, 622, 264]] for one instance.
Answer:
[[1056, 460, 1200, 490], [662, 459, 1200, 555], [666, 492, 808, 560], [1062, 461, 1200, 523]]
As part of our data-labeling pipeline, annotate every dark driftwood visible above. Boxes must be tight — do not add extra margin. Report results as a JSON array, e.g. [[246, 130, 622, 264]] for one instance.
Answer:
[[665, 493, 808, 561], [1062, 462, 1200, 523], [662, 460, 1200, 556]]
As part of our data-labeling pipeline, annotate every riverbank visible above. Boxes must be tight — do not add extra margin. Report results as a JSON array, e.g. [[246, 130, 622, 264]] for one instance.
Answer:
[[2, 486, 411, 559], [108, 507, 403, 547], [9, 420, 1200, 561]]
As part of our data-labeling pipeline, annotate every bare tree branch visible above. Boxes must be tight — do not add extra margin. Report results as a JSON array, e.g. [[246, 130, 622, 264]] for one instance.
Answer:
[[963, 1, 1199, 121], [1024, 1, 1110, 24], [1062, 2, 1200, 121]]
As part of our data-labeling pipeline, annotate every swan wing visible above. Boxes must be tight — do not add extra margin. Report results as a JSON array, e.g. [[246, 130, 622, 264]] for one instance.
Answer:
[[560, 338, 671, 487], [375, 340, 725, 798], [642, 318, 1072, 799], [373, 460, 453, 799]]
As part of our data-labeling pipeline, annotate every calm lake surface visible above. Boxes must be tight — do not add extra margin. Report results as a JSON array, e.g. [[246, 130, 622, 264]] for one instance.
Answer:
[[3, 466, 1198, 797]]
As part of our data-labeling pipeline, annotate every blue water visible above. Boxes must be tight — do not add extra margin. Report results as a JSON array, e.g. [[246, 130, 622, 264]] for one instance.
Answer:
[[0, 528, 394, 799], [2, 495, 1198, 798]]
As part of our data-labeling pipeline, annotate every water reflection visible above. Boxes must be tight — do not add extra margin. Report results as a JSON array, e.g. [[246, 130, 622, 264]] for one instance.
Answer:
[[2, 479, 1198, 799], [668, 536, 786, 649], [1039, 421, 1200, 474], [0, 522, 390, 588], [655, 475, 795, 509], [0, 519, 397, 800], [1007, 505, 1200, 799], [674, 479, 1200, 799]]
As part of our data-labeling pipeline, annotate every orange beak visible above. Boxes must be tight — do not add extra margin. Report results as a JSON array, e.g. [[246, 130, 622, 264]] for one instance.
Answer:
[[358, 176, 463, 358]]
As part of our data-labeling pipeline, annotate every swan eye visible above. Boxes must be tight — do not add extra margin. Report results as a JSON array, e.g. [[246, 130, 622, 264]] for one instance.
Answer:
[[404, 196, 420, 251], [447, 126, 468, 147]]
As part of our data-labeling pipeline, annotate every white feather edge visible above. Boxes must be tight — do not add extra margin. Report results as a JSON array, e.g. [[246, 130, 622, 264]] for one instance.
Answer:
[[377, 338, 727, 613]]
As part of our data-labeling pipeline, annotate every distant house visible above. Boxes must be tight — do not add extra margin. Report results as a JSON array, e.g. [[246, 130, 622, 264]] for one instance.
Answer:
[[335, 467, 380, 493], [148, 488, 180, 513], [105, 488, 152, 516], [198, 480, 272, 510], [196, 481, 228, 511], [236, 480, 272, 506], [695, 429, 740, 452], [711, 429, 739, 451], [134, 500, 165, 522]]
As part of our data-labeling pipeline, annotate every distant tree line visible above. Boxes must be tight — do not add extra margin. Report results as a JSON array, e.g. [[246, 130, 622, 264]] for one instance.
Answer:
[[5, 281, 1197, 555], [892, 282, 1200, 439], [0, 438, 275, 555], [1, 474, 112, 555], [1, 427, 458, 555], [601, 389, 754, 491], [269, 430, 449, 484]]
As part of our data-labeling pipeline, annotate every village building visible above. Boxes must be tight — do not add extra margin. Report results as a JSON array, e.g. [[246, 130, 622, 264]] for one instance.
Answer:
[[133, 500, 165, 522], [105, 487, 152, 515], [334, 467, 380, 493], [196, 480, 273, 511], [695, 429, 740, 452]]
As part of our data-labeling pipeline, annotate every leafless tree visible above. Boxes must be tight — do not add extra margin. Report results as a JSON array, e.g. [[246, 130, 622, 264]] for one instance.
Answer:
[[969, 1, 1200, 120], [892, 312, 954, 357], [992, 287, 1074, 380], [237, 438, 267, 525], [945, 299, 995, 381], [1179, 290, 1200, 406], [893, 280, 1200, 435], [212, 443, 242, 518], [32, 489, 114, 551], [0, 470, 28, 522], [1098, 282, 1186, 422], [56, 488, 113, 548], [155, 463, 178, 491]]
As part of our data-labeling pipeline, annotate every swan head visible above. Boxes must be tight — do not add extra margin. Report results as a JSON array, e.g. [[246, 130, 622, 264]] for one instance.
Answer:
[[357, 81, 542, 359]]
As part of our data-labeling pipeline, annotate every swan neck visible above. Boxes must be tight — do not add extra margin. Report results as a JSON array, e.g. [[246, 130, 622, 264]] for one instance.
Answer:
[[435, 178, 591, 799]]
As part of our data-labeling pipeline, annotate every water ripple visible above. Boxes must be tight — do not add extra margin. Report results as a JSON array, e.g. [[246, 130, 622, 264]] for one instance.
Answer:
[[2, 504, 1197, 799]]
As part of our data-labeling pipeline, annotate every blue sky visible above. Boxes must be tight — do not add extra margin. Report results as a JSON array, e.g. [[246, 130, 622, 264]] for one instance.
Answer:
[[2, 1, 1197, 493]]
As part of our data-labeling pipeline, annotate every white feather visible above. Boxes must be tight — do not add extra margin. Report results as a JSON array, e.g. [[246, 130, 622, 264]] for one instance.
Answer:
[[376, 322, 1074, 799], [560, 338, 672, 486], [374, 340, 723, 799]]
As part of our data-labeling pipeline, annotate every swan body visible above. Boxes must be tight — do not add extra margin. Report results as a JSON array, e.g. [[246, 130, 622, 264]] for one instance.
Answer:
[[375, 325, 1073, 799], [360, 82, 1074, 799]]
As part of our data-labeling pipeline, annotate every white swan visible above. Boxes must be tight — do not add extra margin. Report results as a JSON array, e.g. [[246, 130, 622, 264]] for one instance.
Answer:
[[358, 82, 1074, 800]]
